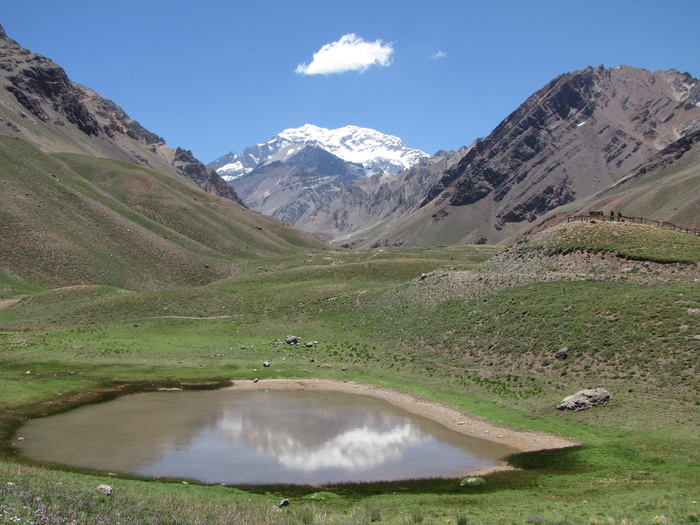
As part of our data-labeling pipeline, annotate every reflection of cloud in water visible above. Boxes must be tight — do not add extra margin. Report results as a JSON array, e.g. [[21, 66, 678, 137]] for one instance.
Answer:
[[216, 405, 427, 471], [276, 423, 424, 471]]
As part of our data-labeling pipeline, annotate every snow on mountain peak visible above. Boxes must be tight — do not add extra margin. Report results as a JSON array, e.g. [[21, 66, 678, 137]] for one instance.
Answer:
[[209, 124, 429, 181]]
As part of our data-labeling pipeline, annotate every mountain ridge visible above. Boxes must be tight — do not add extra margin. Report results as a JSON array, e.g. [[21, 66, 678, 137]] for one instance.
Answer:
[[207, 65, 700, 247], [339, 65, 700, 247], [209, 123, 429, 180], [0, 24, 240, 203]]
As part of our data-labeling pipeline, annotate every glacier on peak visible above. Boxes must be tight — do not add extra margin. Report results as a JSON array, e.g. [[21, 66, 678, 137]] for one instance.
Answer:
[[208, 124, 429, 181]]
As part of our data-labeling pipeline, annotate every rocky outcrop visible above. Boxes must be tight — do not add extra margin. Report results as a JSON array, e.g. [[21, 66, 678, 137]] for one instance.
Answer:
[[2, 33, 100, 136], [556, 388, 611, 410], [601, 128, 700, 192], [172, 148, 244, 205]]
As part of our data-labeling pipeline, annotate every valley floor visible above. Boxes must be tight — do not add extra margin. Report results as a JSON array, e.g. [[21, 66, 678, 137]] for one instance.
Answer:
[[0, 232, 699, 524]]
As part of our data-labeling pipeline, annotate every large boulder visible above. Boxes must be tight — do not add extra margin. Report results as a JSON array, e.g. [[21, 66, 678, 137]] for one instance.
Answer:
[[556, 388, 611, 411]]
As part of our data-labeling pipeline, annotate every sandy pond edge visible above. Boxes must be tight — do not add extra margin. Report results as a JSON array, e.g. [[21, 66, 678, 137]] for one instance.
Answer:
[[227, 378, 581, 477]]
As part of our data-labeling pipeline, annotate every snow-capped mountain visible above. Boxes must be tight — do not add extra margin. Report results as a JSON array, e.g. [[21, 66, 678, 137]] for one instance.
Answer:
[[208, 124, 429, 181]]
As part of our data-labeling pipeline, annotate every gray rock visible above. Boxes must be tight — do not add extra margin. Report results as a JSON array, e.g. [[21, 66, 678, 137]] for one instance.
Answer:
[[557, 388, 611, 411], [554, 347, 569, 360], [285, 335, 301, 345], [96, 484, 112, 496]]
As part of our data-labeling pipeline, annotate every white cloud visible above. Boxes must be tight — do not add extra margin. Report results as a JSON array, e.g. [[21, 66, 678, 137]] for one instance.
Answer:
[[430, 50, 447, 60], [295, 33, 394, 75]]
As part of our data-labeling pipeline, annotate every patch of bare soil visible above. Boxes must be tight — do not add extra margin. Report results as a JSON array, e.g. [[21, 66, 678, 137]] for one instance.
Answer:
[[0, 298, 21, 309]]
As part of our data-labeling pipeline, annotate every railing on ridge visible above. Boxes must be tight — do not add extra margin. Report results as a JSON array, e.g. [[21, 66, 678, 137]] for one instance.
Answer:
[[567, 213, 700, 237]]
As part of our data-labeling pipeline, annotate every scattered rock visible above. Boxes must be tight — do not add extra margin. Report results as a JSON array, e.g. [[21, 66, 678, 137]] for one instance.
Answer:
[[5, 482, 15, 487], [554, 347, 569, 360], [285, 335, 301, 345], [460, 477, 486, 486], [687, 308, 700, 315], [96, 484, 112, 496], [557, 388, 611, 411], [680, 325, 690, 331], [305, 341, 318, 347], [563, 306, 573, 312]]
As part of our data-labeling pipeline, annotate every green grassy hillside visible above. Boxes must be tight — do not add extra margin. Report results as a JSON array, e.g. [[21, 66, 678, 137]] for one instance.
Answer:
[[0, 223, 698, 523], [0, 134, 324, 294]]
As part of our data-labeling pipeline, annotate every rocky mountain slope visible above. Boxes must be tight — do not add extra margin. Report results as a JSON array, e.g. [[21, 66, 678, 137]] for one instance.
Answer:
[[0, 25, 324, 292], [348, 65, 700, 247], [0, 24, 240, 203], [208, 124, 429, 180], [559, 128, 700, 232], [230, 146, 368, 236], [210, 124, 430, 238]]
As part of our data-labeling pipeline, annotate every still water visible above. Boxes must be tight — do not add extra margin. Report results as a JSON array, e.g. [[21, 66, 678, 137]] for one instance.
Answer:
[[15, 389, 516, 485]]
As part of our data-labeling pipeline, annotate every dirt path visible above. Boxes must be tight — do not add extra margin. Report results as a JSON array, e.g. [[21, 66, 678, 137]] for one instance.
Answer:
[[0, 298, 21, 309], [226, 378, 579, 475]]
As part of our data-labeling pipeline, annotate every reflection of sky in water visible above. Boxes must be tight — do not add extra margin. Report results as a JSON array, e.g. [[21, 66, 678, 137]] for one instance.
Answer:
[[17, 389, 516, 485]]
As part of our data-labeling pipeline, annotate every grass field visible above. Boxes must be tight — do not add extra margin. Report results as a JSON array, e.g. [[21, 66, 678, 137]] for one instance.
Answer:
[[1, 224, 699, 524]]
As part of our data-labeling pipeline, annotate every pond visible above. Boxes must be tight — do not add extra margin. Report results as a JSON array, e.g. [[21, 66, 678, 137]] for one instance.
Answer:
[[14, 388, 517, 485]]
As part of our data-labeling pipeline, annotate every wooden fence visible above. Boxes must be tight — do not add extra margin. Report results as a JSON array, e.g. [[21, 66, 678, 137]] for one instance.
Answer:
[[567, 213, 700, 236]]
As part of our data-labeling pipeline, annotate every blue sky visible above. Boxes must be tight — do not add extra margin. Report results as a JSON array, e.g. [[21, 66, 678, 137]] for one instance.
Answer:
[[3, 1, 699, 163]]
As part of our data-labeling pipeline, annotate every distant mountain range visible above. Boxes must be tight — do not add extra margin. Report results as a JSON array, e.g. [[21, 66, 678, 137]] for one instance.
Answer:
[[209, 65, 700, 245], [209, 124, 429, 181]]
